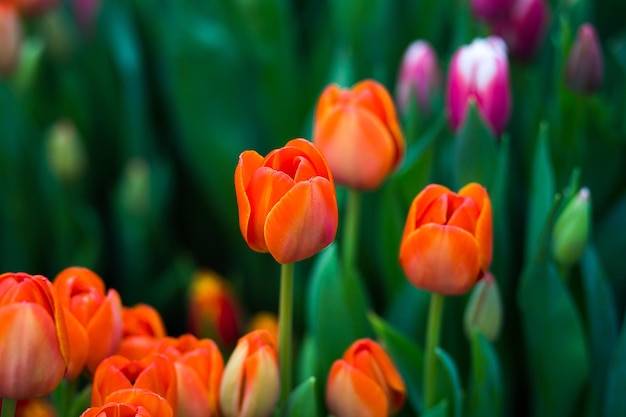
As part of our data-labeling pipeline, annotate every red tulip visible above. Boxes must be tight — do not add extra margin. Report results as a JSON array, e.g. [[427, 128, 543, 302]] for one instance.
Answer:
[[0, 272, 69, 399], [326, 338, 406, 417], [313, 80, 405, 190], [399, 183, 493, 295], [235, 138, 338, 264], [117, 304, 167, 360]]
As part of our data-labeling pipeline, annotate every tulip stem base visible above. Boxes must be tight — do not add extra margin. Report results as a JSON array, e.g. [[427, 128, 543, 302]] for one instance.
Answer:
[[279, 262, 294, 407], [424, 292, 445, 410], [342, 189, 361, 274], [1, 398, 16, 417]]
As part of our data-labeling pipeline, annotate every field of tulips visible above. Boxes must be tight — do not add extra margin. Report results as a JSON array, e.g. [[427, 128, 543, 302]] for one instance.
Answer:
[[1, 0, 626, 416]]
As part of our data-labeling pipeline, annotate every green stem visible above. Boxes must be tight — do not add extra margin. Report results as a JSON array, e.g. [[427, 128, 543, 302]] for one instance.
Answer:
[[1, 399, 16, 417], [342, 189, 361, 275], [423, 293, 445, 410], [278, 262, 294, 406]]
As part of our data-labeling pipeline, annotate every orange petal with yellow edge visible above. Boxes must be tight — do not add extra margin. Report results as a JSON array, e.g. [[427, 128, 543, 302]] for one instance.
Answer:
[[399, 224, 481, 295], [240, 345, 280, 417], [326, 360, 388, 417], [265, 177, 338, 263]]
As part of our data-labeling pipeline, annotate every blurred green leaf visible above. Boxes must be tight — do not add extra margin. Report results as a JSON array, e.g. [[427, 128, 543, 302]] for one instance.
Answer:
[[281, 377, 318, 417], [434, 348, 463, 417], [604, 313, 626, 417], [466, 331, 502, 417], [385, 281, 430, 345], [423, 400, 449, 417], [378, 181, 408, 299]]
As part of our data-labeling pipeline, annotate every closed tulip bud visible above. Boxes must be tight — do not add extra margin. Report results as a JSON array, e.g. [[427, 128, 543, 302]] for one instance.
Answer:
[[54, 267, 123, 379], [187, 270, 243, 349], [396, 40, 441, 114], [0, 4, 21, 77], [0, 273, 69, 399], [552, 187, 591, 267], [399, 183, 493, 295], [463, 272, 503, 341], [46, 120, 86, 184], [491, 0, 550, 61], [313, 79, 405, 190], [446, 36, 512, 136], [326, 338, 406, 417], [235, 138, 338, 264], [92, 354, 178, 412], [565, 24, 603, 94], [117, 304, 167, 360], [119, 159, 151, 216], [220, 330, 279, 417], [155, 335, 224, 417], [80, 389, 174, 417], [471, 0, 515, 22]]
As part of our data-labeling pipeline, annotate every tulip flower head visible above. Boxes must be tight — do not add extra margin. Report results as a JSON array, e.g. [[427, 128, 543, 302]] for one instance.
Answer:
[[81, 389, 174, 417], [446, 36, 512, 136], [235, 138, 338, 264], [117, 304, 167, 360], [220, 330, 279, 417], [552, 187, 591, 267], [326, 338, 406, 417], [0, 272, 69, 399], [565, 24, 604, 94], [313, 79, 405, 190], [399, 183, 493, 295], [396, 40, 441, 114], [491, 0, 550, 61], [463, 272, 503, 341], [0, 4, 21, 77]]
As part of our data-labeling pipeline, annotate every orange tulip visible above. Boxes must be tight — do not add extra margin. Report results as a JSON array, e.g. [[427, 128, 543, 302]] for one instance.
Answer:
[[155, 334, 224, 417], [399, 183, 493, 295], [246, 312, 279, 343], [235, 138, 338, 264], [326, 338, 406, 417], [54, 266, 123, 379], [117, 304, 167, 360], [0, 272, 69, 399], [0, 398, 57, 417], [0, 4, 21, 77], [91, 354, 178, 413], [80, 389, 173, 417], [219, 330, 279, 417], [187, 270, 243, 349], [313, 79, 405, 190]]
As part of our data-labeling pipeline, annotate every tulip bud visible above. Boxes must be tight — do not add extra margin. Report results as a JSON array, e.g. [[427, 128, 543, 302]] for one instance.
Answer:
[[187, 270, 243, 349], [396, 40, 441, 115], [117, 304, 167, 360], [0, 4, 21, 77], [326, 338, 406, 417], [471, 0, 515, 22], [565, 23, 603, 94], [46, 120, 87, 184], [491, 0, 550, 61], [445, 36, 512, 136], [119, 159, 150, 216], [220, 330, 280, 417], [552, 187, 591, 267], [463, 273, 503, 341]]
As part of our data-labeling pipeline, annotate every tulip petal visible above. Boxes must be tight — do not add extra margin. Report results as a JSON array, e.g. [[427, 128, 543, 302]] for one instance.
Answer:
[[402, 184, 451, 239], [174, 362, 210, 417], [314, 84, 341, 124], [235, 151, 265, 248], [86, 289, 123, 374], [104, 388, 174, 417], [326, 360, 388, 417], [265, 177, 338, 263], [219, 340, 248, 416], [399, 224, 481, 294], [240, 346, 280, 417], [447, 196, 480, 233], [283, 138, 334, 182], [459, 183, 493, 273], [64, 306, 90, 381]]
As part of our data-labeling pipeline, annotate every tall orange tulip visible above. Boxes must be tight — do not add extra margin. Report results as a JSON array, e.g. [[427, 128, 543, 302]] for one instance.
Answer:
[[91, 354, 178, 413], [54, 266, 123, 379], [235, 138, 338, 264], [117, 304, 167, 360], [80, 389, 173, 417], [399, 183, 493, 295], [155, 335, 224, 417], [326, 338, 406, 417], [0, 272, 69, 399], [313, 79, 405, 190]]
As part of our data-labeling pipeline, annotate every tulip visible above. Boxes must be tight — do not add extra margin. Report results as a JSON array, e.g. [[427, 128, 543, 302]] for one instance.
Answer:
[[0, 4, 21, 77], [46, 120, 86, 184], [220, 330, 279, 417], [235, 138, 338, 264], [246, 312, 279, 342], [396, 40, 441, 114], [313, 80, 405, 190], [91, 354, 178, 413], [80, 389, 174, 417], [155, 335, 224, 417], [446, 36, 511, 136], [463, 272, 503, 341], [552, 187, 591, 267], [471, 0, 515, 22], [117, 304, 167, 360], [399, 183, 493, 295], [491, 0, 550, 61], [326, 338, 406, 417], [0, 398, 57, 417], [54, 266, 123, 379], [0, 272, 69, 399], [187, 270, 242, 349], [565, 23, 604, 94]]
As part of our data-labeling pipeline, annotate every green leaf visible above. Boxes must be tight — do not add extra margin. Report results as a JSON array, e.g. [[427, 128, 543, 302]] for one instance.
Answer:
[[369, 313, 424, 414], [434, 348, 463, 417], [281, 377, 318, 417], [453, 100, 498, 190], [604, 314, 626, 417], [423, 400, 449, 417], [526, 122, 555, 262], [385, 282, 430, 343], [517, 256, 589, 417], [466, 332, 503, 417]]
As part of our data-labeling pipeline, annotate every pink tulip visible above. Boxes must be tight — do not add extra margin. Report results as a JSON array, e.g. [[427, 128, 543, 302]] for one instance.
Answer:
[[396, 40, 442, 114], [471, 0, 516, 22], [565, 23, 603, 94], [491, 0, 550, 61]]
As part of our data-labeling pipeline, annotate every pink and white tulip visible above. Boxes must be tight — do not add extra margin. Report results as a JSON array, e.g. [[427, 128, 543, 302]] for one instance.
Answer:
[[396, 40, 441, 114]]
